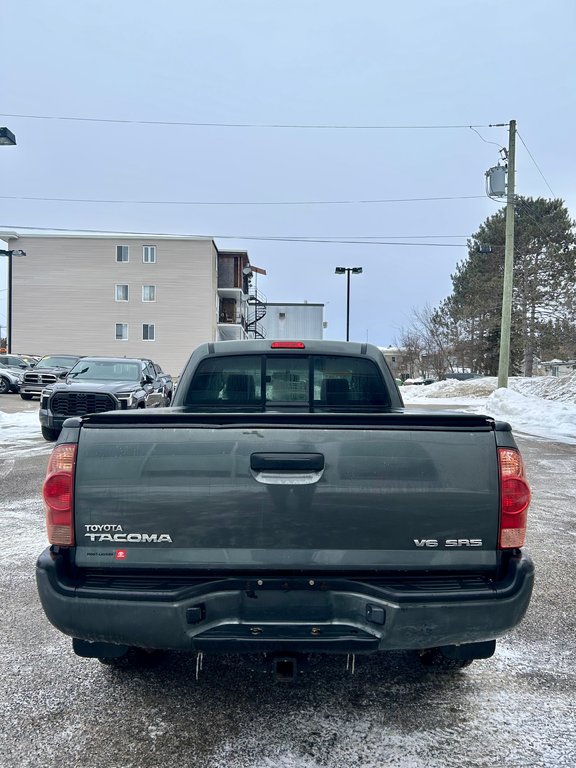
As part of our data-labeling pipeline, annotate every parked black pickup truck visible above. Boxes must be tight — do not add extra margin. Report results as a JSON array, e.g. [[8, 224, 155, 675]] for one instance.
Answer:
[[36, 340, 534, 679], [39, 356, 173, 441]]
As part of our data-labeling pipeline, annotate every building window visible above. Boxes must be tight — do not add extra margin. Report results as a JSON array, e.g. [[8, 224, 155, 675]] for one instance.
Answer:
[[143, 245, 156, 263], [115, 323, 128, 341], [116, 245, 129, 263], [143, 324, 155, 341], [142, 284, 156, 302], [115, 284, 129, 302]]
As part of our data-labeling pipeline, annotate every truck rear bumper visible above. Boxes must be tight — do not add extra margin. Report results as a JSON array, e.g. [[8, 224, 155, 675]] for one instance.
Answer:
[[36, 549, 534, 654]]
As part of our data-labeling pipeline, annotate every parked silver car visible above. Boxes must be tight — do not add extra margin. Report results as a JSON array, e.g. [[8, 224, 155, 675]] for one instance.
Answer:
[[0, 366, 25, 394], [0, 354, 34, 371]]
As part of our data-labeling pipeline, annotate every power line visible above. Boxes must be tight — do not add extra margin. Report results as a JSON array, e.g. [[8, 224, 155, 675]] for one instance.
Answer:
[[516, 131, 556, 197], [0, 193, 485, 207], [279, 234, 470, 239], [0, 112, 496, 130], [469, 126, 504, 149], [0, 223, 468, 247]]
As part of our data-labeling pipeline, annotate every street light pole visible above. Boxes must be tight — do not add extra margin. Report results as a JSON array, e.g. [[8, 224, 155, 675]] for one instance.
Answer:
[[0, 249, 26, 353], [346, 269, 351, 341], [335, 266, 363, 341], [0, 127, 17, 352], [7, 250, 12, 354]]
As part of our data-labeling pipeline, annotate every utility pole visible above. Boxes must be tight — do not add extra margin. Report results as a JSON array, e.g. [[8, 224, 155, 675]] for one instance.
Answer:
[[497, 119, 516, 388]]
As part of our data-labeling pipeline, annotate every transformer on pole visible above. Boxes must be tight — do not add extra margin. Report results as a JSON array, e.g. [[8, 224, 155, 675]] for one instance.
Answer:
[[485, 165, 506, 197]]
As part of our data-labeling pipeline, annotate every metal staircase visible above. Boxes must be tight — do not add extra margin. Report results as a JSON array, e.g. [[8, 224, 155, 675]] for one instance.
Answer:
[[246, 289, 267, 338]]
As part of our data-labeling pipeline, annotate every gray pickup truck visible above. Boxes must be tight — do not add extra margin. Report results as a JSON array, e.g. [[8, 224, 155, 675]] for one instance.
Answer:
[[36, 340, 534, 679], [20, 354, 83, 400]]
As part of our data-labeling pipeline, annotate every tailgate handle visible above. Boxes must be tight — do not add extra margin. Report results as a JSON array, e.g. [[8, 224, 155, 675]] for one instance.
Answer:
[[250, 453, 324, 471], [250, 452, 325, 485]]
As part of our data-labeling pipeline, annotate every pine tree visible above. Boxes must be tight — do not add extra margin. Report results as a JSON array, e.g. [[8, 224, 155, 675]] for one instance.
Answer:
[[447, 197, 575, 375]]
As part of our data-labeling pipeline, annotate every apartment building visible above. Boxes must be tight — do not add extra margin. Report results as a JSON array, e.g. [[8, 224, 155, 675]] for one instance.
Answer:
[[2, 232, 257, 376]]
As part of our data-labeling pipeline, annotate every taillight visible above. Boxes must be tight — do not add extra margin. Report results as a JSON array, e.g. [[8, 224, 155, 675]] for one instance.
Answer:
[[43, 443, 77, 546], [270, 341, 306, 349], [498, 447, 530, 548]]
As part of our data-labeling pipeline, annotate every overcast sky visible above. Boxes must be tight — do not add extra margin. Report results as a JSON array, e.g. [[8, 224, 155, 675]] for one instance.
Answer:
[[1, 0, 574, 346]]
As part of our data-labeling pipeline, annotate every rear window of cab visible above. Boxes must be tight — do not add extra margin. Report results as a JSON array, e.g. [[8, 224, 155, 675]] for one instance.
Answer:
[[184, 355, 390, 408]]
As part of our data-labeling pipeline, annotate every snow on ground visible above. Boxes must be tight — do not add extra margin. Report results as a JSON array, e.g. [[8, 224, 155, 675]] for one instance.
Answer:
[[0, 410, 52, 457], [1, 372, 575, 451], [402, 372, 576, 445], [0, 411, 42, 441]]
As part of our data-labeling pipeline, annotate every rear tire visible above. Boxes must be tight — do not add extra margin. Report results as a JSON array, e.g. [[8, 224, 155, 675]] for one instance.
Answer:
[[41, 426, 60, 442], [20, 393, 33, 400], [98, 648, 165, 670], [0, 377, 10, 394], [418, 648, 474, 671]]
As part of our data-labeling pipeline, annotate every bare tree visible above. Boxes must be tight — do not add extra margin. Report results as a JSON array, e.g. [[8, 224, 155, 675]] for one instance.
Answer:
[[396, 305, 453, 380], [396, 327, 425, 378]]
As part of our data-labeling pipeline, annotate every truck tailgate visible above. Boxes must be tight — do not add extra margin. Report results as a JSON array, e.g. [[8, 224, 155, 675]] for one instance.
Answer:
[[73, 415, 500, 571]]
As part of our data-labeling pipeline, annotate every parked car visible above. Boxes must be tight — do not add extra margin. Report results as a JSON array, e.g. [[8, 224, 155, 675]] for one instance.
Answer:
[[0, 366, 25, 394], [150, 360, 174, 404], [0, 354, 34, 371], [20, 355, 83, 400], [404, 377, 436, 385], [0, 354, 35, 394], [15, 354, 41, 367], [39, 356, 173, 441]]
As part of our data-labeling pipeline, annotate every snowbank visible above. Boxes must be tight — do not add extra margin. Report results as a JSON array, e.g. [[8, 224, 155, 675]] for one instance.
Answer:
[[402, 372, 576, 404], [402, 373, 576, 444]]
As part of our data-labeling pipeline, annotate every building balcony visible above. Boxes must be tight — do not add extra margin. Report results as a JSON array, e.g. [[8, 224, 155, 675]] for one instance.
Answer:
[[217, 286, 247, 301], [217, 316, 248, 341]]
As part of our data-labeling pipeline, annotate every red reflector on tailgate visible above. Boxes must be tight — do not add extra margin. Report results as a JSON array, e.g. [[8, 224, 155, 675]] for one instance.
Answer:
[[270, 341, 306, 349]]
